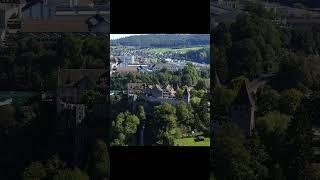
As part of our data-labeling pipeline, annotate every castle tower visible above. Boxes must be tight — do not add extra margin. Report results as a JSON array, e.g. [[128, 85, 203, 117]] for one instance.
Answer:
[[230, 81, 255, 135], [183, 88, 190, 104]]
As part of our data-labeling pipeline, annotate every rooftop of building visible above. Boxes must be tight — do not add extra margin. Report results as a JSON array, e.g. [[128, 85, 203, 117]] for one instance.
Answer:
[[117, 66, 138, 73], [145, 84, 177, 92], [232, 81, 254, 106]]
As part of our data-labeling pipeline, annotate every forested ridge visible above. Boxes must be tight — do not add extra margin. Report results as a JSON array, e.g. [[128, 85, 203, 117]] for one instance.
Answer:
[[112, 34, 210, 48]]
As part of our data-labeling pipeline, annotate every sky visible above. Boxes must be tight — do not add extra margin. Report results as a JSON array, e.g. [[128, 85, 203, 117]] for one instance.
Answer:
[[110, 34, 146, 40]]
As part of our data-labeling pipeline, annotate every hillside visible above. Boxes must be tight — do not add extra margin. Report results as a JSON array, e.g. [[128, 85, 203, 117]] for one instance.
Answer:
[[112, 34, 210, 48]]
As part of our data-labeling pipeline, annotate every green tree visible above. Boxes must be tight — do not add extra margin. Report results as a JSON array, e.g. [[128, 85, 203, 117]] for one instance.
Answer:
[[137, 105, 146, 120], [197, 89, 206, 98], [256, 112, 291, 162], [23, 161, 46, 180], [229, 38, 263, 79], [111, 113, 125, 145], [279, 89, 303, 115], [276, 53, 313, 89], [53, 168, 89, 180], [246, 133, 270, 179], [181, 63, 199, 86], [151, 103, 178, 145], [112, 112, 139, 145], [44, 155, 66, 178], [176, 101, 194, 130], [81, 90, 98, 107], [87, 139, 110, 180], [58, 34, 83, 68], [195, 79, 210, 90], [285, 98, 313, 179], [190, 97, 201, 109], [115, 112, 125, 130], [176, 86, 186, 98], [198, 96, 210, 132], [157, 71, 172, 85], [256, 85, 280, 116], [123, 113, 140, 135], [213, 86, 235, 116], [212, 123, 254, 179], [229, 76, 249, 92]]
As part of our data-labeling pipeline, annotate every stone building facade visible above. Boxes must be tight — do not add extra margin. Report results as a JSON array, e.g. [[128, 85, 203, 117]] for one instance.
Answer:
[[127, 83, 191, 105]]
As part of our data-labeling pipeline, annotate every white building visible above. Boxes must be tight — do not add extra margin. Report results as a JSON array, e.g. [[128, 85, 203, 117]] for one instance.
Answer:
[[118, 55, 135, 67]]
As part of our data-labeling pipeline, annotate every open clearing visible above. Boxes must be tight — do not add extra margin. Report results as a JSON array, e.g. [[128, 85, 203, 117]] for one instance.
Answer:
[[174, 137, 210, 146]]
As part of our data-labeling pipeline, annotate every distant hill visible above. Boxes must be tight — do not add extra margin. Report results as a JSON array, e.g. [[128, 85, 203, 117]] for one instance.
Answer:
[[112, 34, 210, 48]]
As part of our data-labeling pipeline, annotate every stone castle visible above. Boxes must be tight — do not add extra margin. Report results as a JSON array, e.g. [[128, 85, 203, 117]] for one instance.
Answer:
[[55, 68, 108, 165], [127, 82, 191, 105]]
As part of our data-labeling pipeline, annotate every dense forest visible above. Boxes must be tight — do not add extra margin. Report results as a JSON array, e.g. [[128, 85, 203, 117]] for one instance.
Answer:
[[211, 3, 320, 180], [178, 47, 210, 64], [151, 47, 210, 64], [112, 34, 210, 48]]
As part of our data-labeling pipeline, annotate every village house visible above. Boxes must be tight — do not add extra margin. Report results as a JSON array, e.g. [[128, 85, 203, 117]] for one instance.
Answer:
[[144, 84, 176, 99], [127, 83, 146, 96], [127, 83, 191, 105]]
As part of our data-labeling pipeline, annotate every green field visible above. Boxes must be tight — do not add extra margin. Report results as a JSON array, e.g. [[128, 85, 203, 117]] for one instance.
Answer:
[[147, 46, 207, 54], [174, 137, 210, 146]]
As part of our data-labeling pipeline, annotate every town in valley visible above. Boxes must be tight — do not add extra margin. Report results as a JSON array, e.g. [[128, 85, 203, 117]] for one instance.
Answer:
[[110, 34, 211, 146]]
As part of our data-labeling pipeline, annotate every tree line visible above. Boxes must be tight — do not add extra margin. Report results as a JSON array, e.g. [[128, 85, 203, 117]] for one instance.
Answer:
[[112, 34, 210, 48], [111, 63, 210, 90]]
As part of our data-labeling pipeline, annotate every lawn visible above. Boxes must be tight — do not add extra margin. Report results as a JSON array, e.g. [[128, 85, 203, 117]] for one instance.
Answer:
[[174, 137, 210, 146], [147, 46, 207, 54]]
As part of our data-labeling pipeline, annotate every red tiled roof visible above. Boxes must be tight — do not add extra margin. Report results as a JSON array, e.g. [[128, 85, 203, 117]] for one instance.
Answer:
[[117, 67, 138, 73]]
